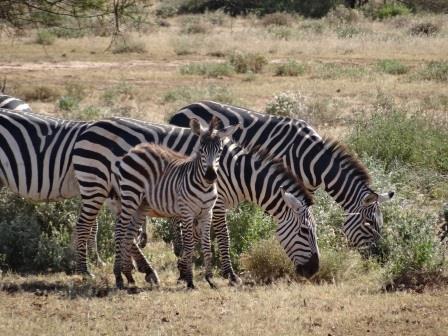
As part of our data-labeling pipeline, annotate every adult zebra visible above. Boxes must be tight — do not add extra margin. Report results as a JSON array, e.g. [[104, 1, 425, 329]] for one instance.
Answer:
[[0, 107, 88, 204], [73, 117, 319, 285], [169, 100, 394, 279], [0, 95, 105, 265]]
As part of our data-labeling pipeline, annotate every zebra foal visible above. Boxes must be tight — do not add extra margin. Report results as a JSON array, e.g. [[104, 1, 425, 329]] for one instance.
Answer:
[[112, 117, 238, 289]]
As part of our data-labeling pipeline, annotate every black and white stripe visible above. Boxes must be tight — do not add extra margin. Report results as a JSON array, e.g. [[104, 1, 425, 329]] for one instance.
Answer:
[[111, 118, 235, 289], [0, 108, 88, 202], [0, 94, 32, 112], [169, 101, 394, 252]]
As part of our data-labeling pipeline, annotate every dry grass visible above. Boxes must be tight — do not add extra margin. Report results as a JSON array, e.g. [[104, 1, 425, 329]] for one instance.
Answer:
[[1, 271, 448, 336], [0, 10, 447, 335]]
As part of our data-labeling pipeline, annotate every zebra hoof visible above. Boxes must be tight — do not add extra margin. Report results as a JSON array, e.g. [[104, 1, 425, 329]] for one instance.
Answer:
[[115, 276, 125, 290], [228, 273, 242, 287], [127, 285, 140, 295], [205, 275, 217, 289], [187, 282, 196, 290], [145, 271, 160, 286]]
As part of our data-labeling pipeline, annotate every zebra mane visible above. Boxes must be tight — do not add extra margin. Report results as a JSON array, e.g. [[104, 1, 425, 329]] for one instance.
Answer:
[[246, 144, 314, 206], [133, 143, 188, 162], [322, 137, 372, 185]]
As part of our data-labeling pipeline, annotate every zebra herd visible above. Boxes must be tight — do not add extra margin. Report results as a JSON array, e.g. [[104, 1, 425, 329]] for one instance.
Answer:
[[0, 93, 393, 289]]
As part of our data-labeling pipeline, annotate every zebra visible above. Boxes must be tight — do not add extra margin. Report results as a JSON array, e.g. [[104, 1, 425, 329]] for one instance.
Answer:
[[169, 100, 394, 277], [72, 116, 319, 284], [111, 118, 238, 289], [0, 107, 89, 206], [0, 94, 32, 112], [0, 95, 105, 266]]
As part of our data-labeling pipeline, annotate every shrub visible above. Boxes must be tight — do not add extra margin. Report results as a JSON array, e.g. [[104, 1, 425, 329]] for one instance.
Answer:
[[377, 59, 409, 75], [179, 62, 234, 77], [102, 82, 134, 106], [326, 4, 361, 25], [155, 2, 180, 18], [348, 104, 448, 174], [227, 202, 276, 269], [180, 16, 210, 34], [336, 25, 363, 38], [268, 26, 293, 40], [228, 52, 268, 74], [0, 189, 115, 274], [378, 204, 447, 290], [316, 62, 367, 80], [58, 96, 80, 112], [241, 237, 294, 284], [265, 91, 309, 118], [375, 3, 411, 20], [418, 61, 448, 82], [111, 35, 146, 54], [171, 36, 196, 55], [261, 12, 293, 27], [35, 30, 56, 45], [274, 60, 306, 76], [21, 86, 60, 102], [409, 22, 440, 36]]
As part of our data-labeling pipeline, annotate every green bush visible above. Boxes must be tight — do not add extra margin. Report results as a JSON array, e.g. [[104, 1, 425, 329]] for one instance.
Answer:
[[418, 61, 448, 82], [375, 3, 411, 20], [275, 60, 305, 76], [377, 59, 409, 75], [179, 62, 234, 77], [35, 30, 56, 45], [228, 52, 268, 74], [378, 204, 447, 290], [348, 105, 448, 174], [336, 25, 363, 38], [0, 189, 115, 274], [227, 202, 276, 269], [102, 82, 134, 106], [58, 96, 80, 112]]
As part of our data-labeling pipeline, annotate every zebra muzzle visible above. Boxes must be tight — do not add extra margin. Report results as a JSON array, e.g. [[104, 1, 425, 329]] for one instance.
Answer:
[[296, 252, 319, 278], [204, 166, 218, 184]]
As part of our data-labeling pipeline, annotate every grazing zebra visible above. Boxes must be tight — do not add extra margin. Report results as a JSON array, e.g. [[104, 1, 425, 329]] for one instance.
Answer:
[[72, 117, 320, 283], [112, 118, 237, 289], [0, 108, 88, 202], [0, 94, 32, 112], [169, 101, 394, 275]]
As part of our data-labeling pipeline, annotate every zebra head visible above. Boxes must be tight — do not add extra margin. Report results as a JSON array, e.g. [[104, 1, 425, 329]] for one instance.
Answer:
[[344, 190, 394, 254], [278, 187, 319, 278], [190, 117, 239, 184]]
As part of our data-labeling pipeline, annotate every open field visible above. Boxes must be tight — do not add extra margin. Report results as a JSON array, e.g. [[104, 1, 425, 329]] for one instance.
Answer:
[[0, 4, 447, 335]]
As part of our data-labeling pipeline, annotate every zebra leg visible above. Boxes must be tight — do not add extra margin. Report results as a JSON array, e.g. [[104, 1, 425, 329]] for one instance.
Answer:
[[170, 217, 184, 258], [113, 199, 141, 289], [75, 197, 107, 276], [177, 216, 195, 289], [199, 210, 216, 289], [87, 219, 106, 267], [130, 212, 160, 285], [137, 219, 148, 249], [212, 202, 242, 286]]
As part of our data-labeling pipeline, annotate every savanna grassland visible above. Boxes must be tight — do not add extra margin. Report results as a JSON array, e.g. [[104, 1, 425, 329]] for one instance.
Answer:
[[1, 2, 448, 335]]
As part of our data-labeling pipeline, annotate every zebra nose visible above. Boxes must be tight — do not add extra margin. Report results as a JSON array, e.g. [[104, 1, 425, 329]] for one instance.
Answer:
[[296, 253, 319, 278], [204, 166, 217, 183]]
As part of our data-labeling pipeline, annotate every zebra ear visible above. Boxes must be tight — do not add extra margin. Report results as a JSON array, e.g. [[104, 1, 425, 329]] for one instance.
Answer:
[[362, 192, 378, 206], [281, 188, 303, 212], [217, 124, 240, 139], [190, 118, 204, 136], [378, 191, 394, 203]]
